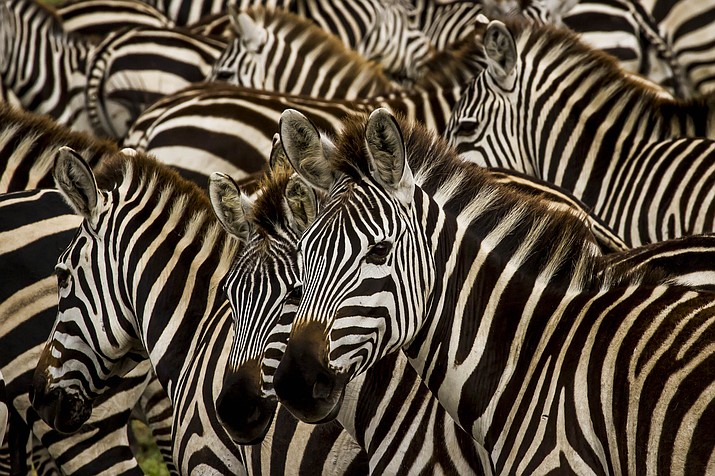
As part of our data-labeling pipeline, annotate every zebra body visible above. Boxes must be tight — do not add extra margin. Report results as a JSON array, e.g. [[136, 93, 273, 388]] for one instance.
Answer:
[[56, 0, 174, 38], [85, 25, 227, 138], [0, 0, 94, 131], [447, 20, 715, 246], [272, 108, 715, 474], [123, 83, 464, 183], [0, 188, 159, 475], [30, 149, 368, 474]]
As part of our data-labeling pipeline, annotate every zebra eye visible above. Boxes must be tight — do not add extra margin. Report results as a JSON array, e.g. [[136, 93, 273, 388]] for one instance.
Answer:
[[285, 284, 303, 306], [366, 241, 392, 265], [55, 265, 71, 289]]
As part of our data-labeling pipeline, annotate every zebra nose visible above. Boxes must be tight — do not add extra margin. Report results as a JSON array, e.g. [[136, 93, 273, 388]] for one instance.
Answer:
[[216, 365, 277, 445]]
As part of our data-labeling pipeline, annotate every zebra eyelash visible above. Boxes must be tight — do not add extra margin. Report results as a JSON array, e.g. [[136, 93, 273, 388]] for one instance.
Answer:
[[54, 264, 71, 289]]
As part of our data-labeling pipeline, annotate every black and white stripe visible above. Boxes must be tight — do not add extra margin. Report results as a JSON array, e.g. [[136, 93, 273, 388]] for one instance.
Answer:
[[57, 0, 174, 38]]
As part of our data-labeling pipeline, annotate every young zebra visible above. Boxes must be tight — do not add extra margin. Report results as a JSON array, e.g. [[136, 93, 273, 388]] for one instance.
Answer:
[[0, 0, 94, 132], [446, 19, 715, 246], [272, 108, 715, 474], [0, 188, 164, 475], [30, 148, 368, 475], [85, 25, 227, 138]]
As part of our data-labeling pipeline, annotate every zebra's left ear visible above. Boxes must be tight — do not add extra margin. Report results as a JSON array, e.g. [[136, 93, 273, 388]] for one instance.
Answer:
[[365, 108, 414, 207], [209, 172, 253, 243], [283, 174, 318, 235], [230, 8, 267, 53], [484, 21, 517, 81], [53, 147, 101, 226]]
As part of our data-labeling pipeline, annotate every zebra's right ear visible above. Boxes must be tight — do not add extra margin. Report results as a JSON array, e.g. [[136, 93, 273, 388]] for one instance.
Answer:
[[484, 21, 517, 81], [283, 174, 318, 235], [230, 8, 267, 53], [279, 109, 335, 191], [209, 172, 252, 243], [53, 147, 101, 226]]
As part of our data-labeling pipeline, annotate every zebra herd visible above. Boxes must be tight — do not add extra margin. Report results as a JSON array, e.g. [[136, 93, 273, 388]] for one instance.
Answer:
[[0, 0, 712, 473]]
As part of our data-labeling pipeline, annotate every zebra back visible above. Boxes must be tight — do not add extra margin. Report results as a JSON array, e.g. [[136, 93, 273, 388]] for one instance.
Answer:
[[85, 25, 227, 138], [57, 0, 174, 39]]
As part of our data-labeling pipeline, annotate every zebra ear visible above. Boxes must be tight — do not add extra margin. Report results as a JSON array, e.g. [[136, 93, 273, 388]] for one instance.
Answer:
[[209, 172, 252, 243], [283, 174, 318, 235], [365, 108, 414, 206], [269, 133, 290, 171], [53, 147, 101, 225], [484, 21, 517, 80], [279, 109, 335, 191], [231, 9, 267, 53]]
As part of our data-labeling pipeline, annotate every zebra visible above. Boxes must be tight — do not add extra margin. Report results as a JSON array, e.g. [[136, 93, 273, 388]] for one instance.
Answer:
[[0, 188, 168, 475], [206, 7, 400, 99], [84, 25, 227, 138], [0, 372, 6, 449], [271, 107, 715, 474], [30, 147, 368, 474], [446, 19, 715, 247], [56, 0, 174, 39], [0, 0, 95, 132]]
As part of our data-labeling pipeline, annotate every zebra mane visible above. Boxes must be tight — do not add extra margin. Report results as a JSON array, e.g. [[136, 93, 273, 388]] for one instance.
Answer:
[[245, 6, 392, 83], [331, 113, 666, 291], [506, 18, 707, 112], [93, 151, 232, 250], [250, 164, 295, 237], [413, 28, 487, 90]]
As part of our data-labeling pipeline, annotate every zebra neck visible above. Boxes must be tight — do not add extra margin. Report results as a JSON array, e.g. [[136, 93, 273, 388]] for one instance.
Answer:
[[402, 184, 600, 444]]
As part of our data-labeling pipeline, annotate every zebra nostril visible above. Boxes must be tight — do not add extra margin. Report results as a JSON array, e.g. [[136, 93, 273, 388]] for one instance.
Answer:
[[312, 373, 333, 400]]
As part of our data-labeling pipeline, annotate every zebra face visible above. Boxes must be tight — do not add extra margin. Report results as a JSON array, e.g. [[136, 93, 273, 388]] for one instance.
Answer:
[[32, 148, 144, 434], [446, 21, 530, 172], [274, 108, 434, 423]]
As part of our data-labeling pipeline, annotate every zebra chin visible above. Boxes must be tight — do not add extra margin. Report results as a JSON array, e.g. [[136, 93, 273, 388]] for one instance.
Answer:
[[273, 322, 348, 424], [216, 361, 278, 445], [30, 373, 92, 435]]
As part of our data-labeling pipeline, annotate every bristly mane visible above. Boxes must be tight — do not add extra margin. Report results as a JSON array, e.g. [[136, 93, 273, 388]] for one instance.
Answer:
[[413, 28, 487, 90], [246, 6, 396, 89], [506, 19, 713, 131], [250, 163, 295, 236], [330, 113, 673, 291], [93, 151, 230, 246]]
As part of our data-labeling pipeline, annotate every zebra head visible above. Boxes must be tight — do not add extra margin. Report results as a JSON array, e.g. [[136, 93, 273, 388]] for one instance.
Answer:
[[210, 136, 320, 444], [32, 147, 145, 434], [445, 20, 536, 173], [207, 6, 267, 86], [272, 109, 434, 423]]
